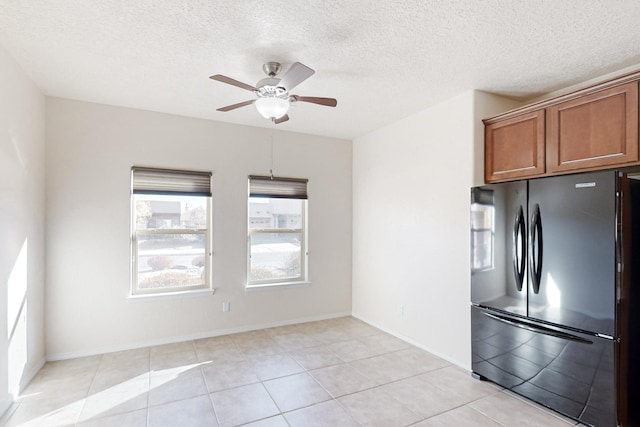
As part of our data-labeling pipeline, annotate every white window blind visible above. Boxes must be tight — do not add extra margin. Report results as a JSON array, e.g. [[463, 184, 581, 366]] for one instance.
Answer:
[[249, 175, 308, 199], [132, 167, 212, 196]]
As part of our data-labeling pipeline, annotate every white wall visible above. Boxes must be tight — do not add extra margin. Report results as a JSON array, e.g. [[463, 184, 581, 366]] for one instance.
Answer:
[[352, 90, 520, 368], [0, 45, 46, 412], [45, 98, 352, 358]]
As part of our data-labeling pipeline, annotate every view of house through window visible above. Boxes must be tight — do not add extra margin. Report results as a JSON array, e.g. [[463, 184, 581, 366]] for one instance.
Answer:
[[248, 176, 308, 286], [131, 167, 212, 295]]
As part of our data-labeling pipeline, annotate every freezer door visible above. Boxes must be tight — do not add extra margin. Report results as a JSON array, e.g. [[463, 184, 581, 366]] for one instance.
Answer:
[[471, 181, 527, 316], [528, 171, 616, 336], [471, 306, 616, 427]]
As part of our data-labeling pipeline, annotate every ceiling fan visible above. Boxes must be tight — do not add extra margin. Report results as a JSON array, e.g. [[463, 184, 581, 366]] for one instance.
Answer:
[[210, 62, 337, 124]]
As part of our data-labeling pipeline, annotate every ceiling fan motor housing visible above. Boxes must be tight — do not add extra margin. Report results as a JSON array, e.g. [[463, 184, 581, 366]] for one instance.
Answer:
[[254, 77, 287, 98]]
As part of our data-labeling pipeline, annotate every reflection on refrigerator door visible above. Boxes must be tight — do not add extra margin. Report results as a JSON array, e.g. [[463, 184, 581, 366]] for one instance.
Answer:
[[471, 182, 527, 317], [471, 306, 615, 426]]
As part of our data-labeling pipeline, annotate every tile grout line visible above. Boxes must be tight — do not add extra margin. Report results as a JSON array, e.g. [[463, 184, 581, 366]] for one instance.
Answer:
[[194, 337, 224, 427], [74, 354, 104, 426]]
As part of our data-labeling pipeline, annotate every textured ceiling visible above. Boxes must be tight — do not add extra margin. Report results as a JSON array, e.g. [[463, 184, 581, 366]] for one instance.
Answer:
[[1, 1, 640, 139]]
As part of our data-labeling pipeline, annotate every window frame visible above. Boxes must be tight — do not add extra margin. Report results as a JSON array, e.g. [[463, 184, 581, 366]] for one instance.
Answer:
[[246, 176, 309, 288], [130, 167, 213, 297]]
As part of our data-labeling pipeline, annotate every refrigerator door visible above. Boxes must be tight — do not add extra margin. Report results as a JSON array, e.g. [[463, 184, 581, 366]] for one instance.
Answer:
[[618, 172, 640, 426], [471, 181, 528, 316], [472, 305, 616, 427], [528, 171, 616, 337]]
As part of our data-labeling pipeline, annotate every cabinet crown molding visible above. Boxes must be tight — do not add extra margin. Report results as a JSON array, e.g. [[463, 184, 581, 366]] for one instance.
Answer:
[[484, 69, 640, 125]]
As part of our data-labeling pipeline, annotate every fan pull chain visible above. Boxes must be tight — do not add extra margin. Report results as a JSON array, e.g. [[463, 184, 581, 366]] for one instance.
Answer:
[[270, 128, 275, 179]]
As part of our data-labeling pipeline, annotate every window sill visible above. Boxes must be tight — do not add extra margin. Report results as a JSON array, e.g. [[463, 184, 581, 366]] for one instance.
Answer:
[[128, 288, 216, 302], [245, 281, 311, 291]]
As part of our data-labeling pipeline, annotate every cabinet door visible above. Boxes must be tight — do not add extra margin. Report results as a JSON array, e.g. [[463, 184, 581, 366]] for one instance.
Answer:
[[485, 110, 545, 183], [547, 82, 639, 173]]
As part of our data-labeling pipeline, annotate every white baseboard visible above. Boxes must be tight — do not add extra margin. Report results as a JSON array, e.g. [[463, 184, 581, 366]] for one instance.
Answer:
[[0, 356, 47, 421], [19, 357, 46, 393], [46, 311, 353, 361], [352, 312, 469, 371]]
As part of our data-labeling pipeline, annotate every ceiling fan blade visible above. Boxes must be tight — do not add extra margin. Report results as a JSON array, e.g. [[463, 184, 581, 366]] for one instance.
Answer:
[[210, 74, 256, 92], [217, 99, 255, 112], [273, 114, 289, 124], [278, 62, 315, 92], [291, 95, 337, 107]]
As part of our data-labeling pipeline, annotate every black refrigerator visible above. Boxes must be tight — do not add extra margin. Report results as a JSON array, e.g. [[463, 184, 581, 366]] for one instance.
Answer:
[[470, 170, 640, 427]]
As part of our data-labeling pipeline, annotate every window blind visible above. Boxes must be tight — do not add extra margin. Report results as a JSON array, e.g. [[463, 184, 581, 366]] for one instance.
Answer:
[[132, 167, 212, 196], [249, 175, 308, 199]]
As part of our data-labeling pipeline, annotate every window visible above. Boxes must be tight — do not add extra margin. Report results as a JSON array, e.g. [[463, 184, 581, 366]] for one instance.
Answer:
[[471, 188, 494, 271], [247, 175, 308, 286], [131, 167, 212, 295]]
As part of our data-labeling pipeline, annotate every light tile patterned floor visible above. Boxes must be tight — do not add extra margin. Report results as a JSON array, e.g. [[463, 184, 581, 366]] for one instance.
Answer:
[[0, 317, 577, 426]]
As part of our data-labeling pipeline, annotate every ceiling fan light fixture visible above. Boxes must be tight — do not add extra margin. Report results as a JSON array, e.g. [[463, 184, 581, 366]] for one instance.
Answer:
[[255, 97, 289, 120]]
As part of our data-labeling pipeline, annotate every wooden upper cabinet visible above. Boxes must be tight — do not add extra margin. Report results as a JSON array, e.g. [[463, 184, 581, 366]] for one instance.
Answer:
[[546, 82, 639, 173], [485, 110, 546, 182]]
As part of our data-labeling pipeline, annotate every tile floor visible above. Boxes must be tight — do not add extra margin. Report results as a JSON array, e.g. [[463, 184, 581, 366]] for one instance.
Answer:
[[0, 317, 577, 427]]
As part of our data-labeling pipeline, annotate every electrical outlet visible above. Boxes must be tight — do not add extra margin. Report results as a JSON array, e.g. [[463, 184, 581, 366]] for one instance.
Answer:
[[398, 304, 404, 316], [223, 301, 230, 313]]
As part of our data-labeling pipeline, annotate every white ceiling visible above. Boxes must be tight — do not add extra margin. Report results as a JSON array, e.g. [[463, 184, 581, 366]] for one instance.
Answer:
[[1, 1, 640, 140]]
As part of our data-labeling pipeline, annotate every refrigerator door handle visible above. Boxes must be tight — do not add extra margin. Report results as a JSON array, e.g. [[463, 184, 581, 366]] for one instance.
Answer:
[[529, 204, 543, 294], [483, 311, 593, 344], [512, 206, 526, 292]]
